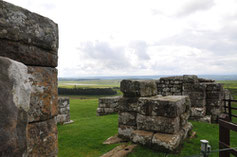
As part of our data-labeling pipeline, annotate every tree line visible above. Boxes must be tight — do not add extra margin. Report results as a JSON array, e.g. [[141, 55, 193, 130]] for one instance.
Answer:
[[58, 87, 117, 95]]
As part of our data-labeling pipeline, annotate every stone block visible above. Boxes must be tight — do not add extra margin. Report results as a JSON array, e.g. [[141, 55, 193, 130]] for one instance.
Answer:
[[206, 83, 223, 91], [206, 99, 223, 107], [131, 130, 154, 146], [118, 125, 136, 140], [118, 112, 137, 126], [206, 91, 223, 99], [151, 122, 192, 153], [57, 114, 70, 124], [0, 1, 58, 51], [120, 80, 157, 97], [27, 66, 58, 122], [0, 39, 58, 67], [97, 108, 117, 116], [183, 75, 198, 83], [190, 99, 206, 107], [138, 95, 189, 118], [0, 57, 31, 157], [27, 118, 58, 157], [180, 111, 190, 127], [136, 114, 180, 134], [99, 96, 121, 108], [118, 97, 139, 112], [58, 97, 70, 108], [190, 107, 206, 117]]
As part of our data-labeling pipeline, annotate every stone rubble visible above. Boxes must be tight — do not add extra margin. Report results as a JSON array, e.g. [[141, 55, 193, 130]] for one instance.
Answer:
[[0, 1, 58, 156], [118, 80, 192, 153]]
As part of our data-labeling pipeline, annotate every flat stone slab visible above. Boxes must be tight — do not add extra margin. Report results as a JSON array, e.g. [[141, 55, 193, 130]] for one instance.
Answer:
[[63, 120, 74, 125], [131, 130, 154, 146], [100, 144, 137, 157], [103, 134, 127, 145], [120, 80, 157, 97], [118, 125, 136, 140]]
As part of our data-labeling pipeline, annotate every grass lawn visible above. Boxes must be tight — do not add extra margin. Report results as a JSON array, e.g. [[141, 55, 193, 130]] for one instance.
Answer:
[[58, 81, 237, 157]]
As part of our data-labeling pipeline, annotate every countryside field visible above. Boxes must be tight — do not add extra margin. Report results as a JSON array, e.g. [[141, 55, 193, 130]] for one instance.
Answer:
[[58, 80, 237, 157]]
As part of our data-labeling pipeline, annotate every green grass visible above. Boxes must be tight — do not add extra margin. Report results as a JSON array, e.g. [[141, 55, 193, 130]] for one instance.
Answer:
[[58, 99, 120, 157], [58, 80, 237, 157]]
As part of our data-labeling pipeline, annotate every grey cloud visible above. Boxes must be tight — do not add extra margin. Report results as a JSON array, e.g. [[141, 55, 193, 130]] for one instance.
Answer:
[[177, 0, 215, 17], [157, 24, 237, 56], [129, 41, 150, 60], [78, 41, 131, 70]]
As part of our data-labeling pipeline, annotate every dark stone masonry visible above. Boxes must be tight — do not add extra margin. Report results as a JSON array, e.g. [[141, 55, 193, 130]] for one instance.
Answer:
[[118, 80, 192, 152], [156, 75, 231, 123], [0, 1, 58, 156]]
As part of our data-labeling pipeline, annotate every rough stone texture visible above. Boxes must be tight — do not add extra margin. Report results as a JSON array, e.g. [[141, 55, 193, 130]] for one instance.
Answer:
[[131, 130, 154, 146], [156, 75, 231, 123], [118, 125, 136, 140], [0, 57, 31, 157], [118, 97, 139, 112], [0, 1, 58, 51], [27, 117, 58, 157], [97, 96, 122, 116], [0, 39, 58, 67], [151, 123, 192, 153], [138, 96, 189, 117], [27, 66, 58, 123], [120, 80, 157, 97], [0, 1, 58, 67], [119, 112, 137, 126], [57, 97, 70, 124], [136, 114, 180, 134]]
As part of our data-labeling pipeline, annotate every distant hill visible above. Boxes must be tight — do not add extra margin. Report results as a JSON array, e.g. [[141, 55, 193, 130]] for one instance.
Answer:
[[59, 75, 237, 81]]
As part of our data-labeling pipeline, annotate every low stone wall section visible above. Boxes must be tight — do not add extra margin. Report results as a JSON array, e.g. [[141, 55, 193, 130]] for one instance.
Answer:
[[57, 97, 71, 124], [97, 96, 122, 116]]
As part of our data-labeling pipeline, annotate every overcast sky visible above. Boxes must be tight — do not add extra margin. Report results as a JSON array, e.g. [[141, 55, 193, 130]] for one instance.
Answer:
[[6, 0, 237, 77]]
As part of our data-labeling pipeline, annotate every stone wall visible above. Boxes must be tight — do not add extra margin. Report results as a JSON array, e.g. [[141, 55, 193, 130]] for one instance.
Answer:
[[57, 97, 71, 124], [118, 80, 192, 153], [97, 96, 122, 116], [156, 75, 231, 123], [0, 1, 58, 156]]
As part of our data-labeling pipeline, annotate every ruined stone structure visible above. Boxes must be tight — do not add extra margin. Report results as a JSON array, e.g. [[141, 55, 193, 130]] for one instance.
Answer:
[[118, 80, 192, 152], [0, 1, 58, 156], [97, 96, 122, 116], [156, 75, 232, 123], [57, 97, 72, 124]]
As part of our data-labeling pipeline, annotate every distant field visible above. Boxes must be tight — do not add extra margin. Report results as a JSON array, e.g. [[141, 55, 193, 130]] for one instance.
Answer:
[[58, 80, 120, 88]]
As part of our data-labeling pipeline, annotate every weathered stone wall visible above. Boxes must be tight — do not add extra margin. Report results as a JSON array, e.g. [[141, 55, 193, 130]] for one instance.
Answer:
[[0, 1, 58, 156], [97, 96, 122, 116], [118, 80, 192, 153], [57, 97, 71, 124], [156, 75, 231, 123]]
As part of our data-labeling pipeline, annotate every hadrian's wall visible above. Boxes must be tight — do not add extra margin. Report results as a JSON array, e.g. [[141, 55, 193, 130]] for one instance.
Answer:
[[0, 1, 58, 156], [156, 75, 232, 123], [118, 80, 192, 152]]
